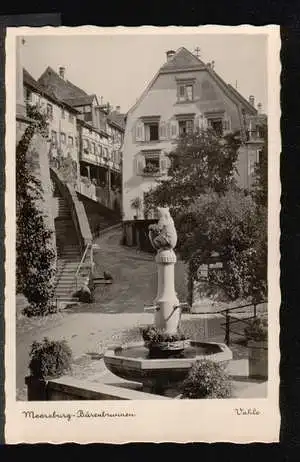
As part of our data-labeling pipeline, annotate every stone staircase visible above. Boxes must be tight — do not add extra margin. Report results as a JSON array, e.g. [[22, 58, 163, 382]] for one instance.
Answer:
[[52, 189, 81, 304]]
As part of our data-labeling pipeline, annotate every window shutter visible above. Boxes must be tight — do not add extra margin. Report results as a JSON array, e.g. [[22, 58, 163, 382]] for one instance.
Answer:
[[135, 154, 145, 175], [160, 154, 171, 174], [194, 114, 201, 132], [159, 121, 167, 140], [135, 120, 144, 142], [170, 120, 178, 139], [144, 124, 150, 142], [223, 115, 231, 134]]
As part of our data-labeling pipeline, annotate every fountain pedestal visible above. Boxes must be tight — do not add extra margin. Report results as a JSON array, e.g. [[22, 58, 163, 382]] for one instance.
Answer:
[[103, 206, 233, 396], [154, 249, 180, 334]]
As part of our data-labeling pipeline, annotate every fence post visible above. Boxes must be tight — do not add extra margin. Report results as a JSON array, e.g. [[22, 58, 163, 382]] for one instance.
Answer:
[[225, 310, 230, 345]]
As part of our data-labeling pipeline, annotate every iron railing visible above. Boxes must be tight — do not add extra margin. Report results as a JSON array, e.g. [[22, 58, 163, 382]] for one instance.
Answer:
[[219, 301, 267, 345], [74, 242, 94, 293], [144, 300, 267, 346]]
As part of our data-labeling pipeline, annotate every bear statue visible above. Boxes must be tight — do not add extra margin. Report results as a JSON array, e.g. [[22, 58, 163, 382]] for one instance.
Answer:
[[148, 207, 177, 251]]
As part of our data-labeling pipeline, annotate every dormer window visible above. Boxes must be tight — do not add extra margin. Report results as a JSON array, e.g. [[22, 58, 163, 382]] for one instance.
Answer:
[[176, 78, 195, 102]]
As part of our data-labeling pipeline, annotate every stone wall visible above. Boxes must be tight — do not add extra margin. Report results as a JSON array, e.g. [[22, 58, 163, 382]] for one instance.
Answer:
[[25, 375, 170, 400], [77, 193, 120, 239], [16, 115, 57, 270], [122, 219, 157, 252]]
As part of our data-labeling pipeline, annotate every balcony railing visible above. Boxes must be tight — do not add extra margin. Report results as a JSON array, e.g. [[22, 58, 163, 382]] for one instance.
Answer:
[[81, 149, 121, 171], [76, 177, 121, 212]]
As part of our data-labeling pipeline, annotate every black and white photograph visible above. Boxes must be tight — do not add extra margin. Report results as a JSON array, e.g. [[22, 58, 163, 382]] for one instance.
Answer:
[[5, 26, 280, 443]]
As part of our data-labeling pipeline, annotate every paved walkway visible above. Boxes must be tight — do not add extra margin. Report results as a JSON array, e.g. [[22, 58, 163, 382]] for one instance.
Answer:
[[15, 228, 260, 400]]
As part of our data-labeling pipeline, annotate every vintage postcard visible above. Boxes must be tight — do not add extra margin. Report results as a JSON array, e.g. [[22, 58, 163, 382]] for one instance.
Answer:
[[5, 25, 281, 443]]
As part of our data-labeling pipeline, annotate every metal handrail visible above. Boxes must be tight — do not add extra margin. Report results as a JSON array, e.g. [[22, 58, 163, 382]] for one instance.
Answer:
[[74, 242, 94, 292]]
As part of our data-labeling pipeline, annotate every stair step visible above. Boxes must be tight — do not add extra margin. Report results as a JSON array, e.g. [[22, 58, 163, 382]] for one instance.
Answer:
[[61, 248, 81, 252], [54, 290, 76, 295], [54, 282, 76, 286]]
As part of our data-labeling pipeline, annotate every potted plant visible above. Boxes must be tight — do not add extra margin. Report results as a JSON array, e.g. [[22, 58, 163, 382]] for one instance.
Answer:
[[244, 316, 268, 379], [141, 325, 190, 356], [25, 337, 72, 400], [143, 163, 160, 175], [180, 359, 232, 399], [130, 196, 142, 219]]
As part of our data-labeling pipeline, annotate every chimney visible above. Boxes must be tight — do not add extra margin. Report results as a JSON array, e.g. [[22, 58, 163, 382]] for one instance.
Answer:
[[257, 102, 262, 114], [166, 50, 176, 62], [59, 66, 66, 80], [115, 105, 121, 113], [211, 60, 215, 70], [249, 95, 255, 106]]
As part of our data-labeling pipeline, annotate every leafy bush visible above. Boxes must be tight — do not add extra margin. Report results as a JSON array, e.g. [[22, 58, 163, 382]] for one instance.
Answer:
[[144, 128, 240, 212], [29, 337, 72, 379], [16, 105, 56, 316], [141, 325, 187, 344], [180, 359, 232, 399], [175, 189, 267, 303], [244, 317, 268, 342]]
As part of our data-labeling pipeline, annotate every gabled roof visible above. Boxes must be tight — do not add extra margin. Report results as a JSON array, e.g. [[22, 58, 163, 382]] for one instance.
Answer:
[[38, 66, 91, 102], [63, 95, 97, 107], [107, 110, 126, 131], [159, 47, 206, 73], [23, 68, 40, 92], [127, 47, 257, 118], [23, 68, 78, 114], [227, 84, 257, 115]]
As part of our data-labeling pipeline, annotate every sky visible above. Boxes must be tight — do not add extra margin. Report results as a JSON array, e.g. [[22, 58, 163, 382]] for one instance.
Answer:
[[21, 32, 268, 114]]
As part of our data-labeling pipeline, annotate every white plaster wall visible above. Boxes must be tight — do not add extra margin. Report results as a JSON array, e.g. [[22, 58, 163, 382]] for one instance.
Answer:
[[27, 90, 78, 164], [122, 68, 254, 221]]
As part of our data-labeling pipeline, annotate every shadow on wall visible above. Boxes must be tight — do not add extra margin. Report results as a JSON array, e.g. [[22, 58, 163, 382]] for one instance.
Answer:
[[77, 193, 120, 239]]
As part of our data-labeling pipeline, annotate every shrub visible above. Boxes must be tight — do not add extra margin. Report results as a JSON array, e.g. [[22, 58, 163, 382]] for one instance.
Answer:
[[244, 317, 268, 342], [175, 189, 267, 303], [23, 302, 57, 318], [28, 337, 72, 379], [141, 325, 187, 344], [180, 359, 232, 399], [16, 105, 56, 316]]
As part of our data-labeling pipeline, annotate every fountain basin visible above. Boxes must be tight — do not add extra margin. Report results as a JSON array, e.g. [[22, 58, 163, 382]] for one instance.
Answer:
[[104, 340, 233, 393]]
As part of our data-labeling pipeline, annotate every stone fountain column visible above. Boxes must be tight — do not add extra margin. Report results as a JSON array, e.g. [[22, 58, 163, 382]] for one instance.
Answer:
[[154, 249, 180, 334], [148, 208, 181, 334]]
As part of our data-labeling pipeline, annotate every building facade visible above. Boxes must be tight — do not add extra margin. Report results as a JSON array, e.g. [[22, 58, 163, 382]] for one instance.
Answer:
[[23, 68, 80, 187], [23, 65, 125, 212], [122, 47, 265, 223]]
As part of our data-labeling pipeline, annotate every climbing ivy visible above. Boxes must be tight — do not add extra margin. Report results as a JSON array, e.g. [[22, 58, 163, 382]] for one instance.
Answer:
[[16, 104, 56, 316]]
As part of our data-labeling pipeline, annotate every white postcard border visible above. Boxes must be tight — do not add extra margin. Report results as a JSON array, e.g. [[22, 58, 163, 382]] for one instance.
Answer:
[[5, 25, 281, 444]]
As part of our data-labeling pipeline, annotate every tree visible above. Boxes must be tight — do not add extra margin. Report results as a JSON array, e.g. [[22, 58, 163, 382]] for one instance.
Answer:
[[144, 128, 241, 215], [175, 189, 267, 303], [16, 104, 56, 316], [144, 125, 267, 304], [130, 196, 142, 218], [251, 121, 268, 208]]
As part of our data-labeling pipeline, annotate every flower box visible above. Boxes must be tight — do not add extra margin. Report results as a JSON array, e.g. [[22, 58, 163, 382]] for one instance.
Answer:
[[142, 171, 161, 177]]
